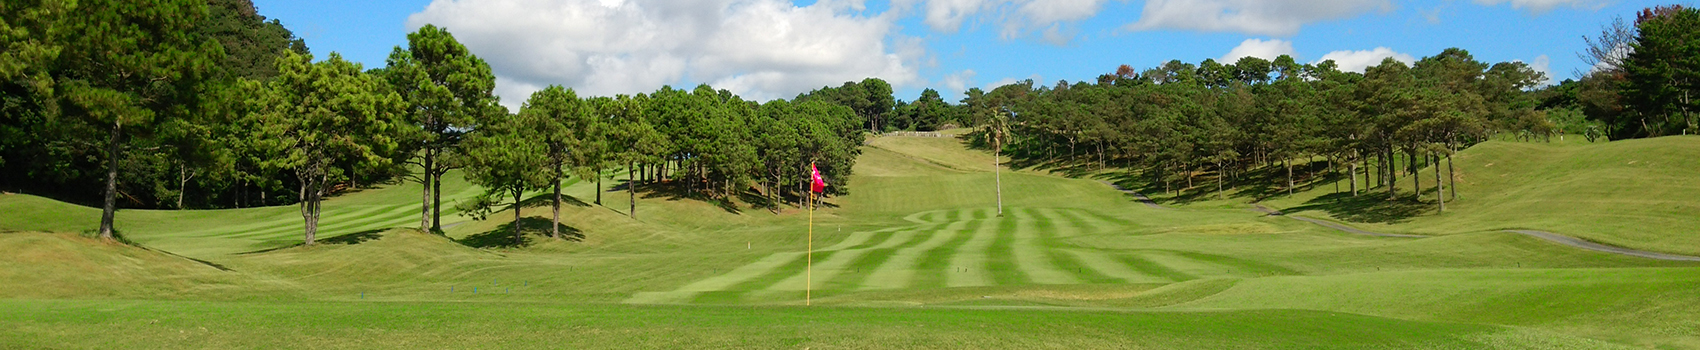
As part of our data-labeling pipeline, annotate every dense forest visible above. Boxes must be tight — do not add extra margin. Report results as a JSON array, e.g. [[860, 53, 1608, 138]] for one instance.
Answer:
[[1, 1, 1694, 243]]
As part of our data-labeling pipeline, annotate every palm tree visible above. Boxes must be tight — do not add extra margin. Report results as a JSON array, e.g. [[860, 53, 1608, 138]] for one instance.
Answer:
[[982, 108, 1011, 217]]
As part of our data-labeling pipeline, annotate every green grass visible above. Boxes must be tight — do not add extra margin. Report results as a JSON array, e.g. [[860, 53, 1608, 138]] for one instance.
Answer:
[[2, 134, 1699, 348], [1156, 136, 1700, 255]]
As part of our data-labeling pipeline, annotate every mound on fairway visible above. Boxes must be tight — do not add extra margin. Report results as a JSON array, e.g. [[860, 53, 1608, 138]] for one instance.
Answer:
[[0, 232, 243, 298]]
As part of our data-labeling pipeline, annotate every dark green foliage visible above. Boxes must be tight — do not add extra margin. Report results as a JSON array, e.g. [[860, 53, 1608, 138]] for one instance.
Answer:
[[963, 48, 1549, 209], [249, 51, 405, 245], [796, 78, 895, 132], [197, 0, 306, 81], [1619, 5, 1700, 137], [382, 24, 503, 232]]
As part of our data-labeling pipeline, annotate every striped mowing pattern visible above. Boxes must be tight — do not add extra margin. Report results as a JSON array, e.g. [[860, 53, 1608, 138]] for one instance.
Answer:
[[624, 207, 1273, 304]]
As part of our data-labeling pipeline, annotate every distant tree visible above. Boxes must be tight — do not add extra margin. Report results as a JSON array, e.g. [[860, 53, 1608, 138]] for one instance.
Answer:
[[519, 86, 587, 239], [250, 51, 404, 245], [981, 108, 1010, 217], [1621, 5, 1699, 137], [604, 95, 664, 219], [383, 24, 501, 233], [460, 111, 548, 246]]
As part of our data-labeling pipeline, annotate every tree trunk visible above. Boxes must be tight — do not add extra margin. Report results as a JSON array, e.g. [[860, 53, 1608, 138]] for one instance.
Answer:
[[1409, 148, 1419, 199], [1434, 153, 1444, 213], [1285, 158, 1293, 196], [595, 169, 603, 206], [99, 120, 120, 240], [1447, 143, 1457, 201], [1330, 156, 1338, 195], [299, 171, 320, 246], [421, 150, 433, 231], [512, 188, 523, 246], [1386, 146, 1397, 200], [994, 141, 1003, 217], [431, 169, 443, 232], [551, 163, 562, 239], [177, 163, 190, 209], [1349, 158, 1359, 196], [629, 162, 637, 219]]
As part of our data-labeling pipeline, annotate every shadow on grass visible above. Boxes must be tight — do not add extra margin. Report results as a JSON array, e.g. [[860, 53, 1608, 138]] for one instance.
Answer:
[[634, 180, 743, 214], [1281, 192, 1431, 224], [318, 228, 386, 245], [458, 217, 583, 249], [520, 191, 591, 209]]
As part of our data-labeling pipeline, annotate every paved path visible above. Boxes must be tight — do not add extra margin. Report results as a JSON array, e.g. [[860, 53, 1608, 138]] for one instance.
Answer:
[[1506, 230, 1700, 262], [1249, 204, 1423, 238], [1099, 181, 1166, 209]]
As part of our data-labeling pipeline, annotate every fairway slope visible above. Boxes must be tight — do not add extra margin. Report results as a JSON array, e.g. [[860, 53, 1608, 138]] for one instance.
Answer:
[[0, 232, 245, 298]]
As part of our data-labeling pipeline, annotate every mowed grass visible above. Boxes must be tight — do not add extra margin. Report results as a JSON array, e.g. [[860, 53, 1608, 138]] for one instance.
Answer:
[[1, 133, 1698, 348], [7, 299, 1610, 350]]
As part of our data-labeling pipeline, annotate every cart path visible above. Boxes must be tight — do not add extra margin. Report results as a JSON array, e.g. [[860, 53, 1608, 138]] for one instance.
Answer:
[[1507, 230, 1700, 262], [1098, 181, 1165, 209]]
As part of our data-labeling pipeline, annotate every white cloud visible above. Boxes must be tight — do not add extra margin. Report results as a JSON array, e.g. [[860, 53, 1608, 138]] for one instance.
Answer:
[[1128, 0, 1393, 36], [898, 0, 1111, 44], [1314, 47, 1416, 73], [942, 69, 977, 94], [407, 0, 921, 108], [1471, 0, 1606, 14], [1220, 38, 1295, 62], [1524, 54, 1554, 86], [899, 0, 991, 33]]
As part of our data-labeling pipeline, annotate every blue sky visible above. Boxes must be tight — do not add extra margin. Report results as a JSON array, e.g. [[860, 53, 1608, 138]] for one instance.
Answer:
[[251, 0, 1662, 108]]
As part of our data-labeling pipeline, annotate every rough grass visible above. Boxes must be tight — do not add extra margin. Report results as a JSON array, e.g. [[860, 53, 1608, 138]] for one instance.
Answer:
[[0, 134, 1697, 348]]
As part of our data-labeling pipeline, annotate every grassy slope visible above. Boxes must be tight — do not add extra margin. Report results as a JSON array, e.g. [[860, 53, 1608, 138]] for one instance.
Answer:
[[1, 134, 1698, 348], [1215, 136, 1700, 255]]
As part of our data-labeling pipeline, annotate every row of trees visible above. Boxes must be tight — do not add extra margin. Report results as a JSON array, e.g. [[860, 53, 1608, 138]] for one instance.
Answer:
[[0, 0, 869, 245], [458, 84, 865, 244], [962, 49, 1546, 213]]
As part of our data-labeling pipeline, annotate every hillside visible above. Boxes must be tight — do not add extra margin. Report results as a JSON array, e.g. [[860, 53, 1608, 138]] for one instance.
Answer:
[[1224, 136, 1700, 255]]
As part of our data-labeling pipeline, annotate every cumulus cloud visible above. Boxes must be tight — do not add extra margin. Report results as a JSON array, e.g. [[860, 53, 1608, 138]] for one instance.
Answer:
[[942, 69, 977, 95], [1220, 38, 1295, 62], [407, 0, 921, 108], [1128, 0, 1393, 36], [1314, 47, 1416, 73], [1523, 54, 1554, 86], [898, 0, 1111, 44], [900, 0, 991, 33], [1471, 0, 1606, 14]]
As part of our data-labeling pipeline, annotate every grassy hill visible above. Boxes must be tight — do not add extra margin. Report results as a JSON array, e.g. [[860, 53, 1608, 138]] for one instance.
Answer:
[[2, 133, 1698, 348], [1156, 136, 1700, 255]]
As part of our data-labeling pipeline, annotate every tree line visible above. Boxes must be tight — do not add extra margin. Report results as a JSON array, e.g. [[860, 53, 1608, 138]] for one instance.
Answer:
[[0, 0, 867, 245], [959, 49, 1545, 213], [956, 5, 1696, 214]]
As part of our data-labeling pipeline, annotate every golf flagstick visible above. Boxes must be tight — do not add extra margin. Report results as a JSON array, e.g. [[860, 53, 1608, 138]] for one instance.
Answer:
[[806, 162, 826, 306], [807, 190, 813, 306]]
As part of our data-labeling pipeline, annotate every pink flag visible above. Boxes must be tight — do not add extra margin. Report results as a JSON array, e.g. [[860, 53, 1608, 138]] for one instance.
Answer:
[[810, 163, 826, 193]]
